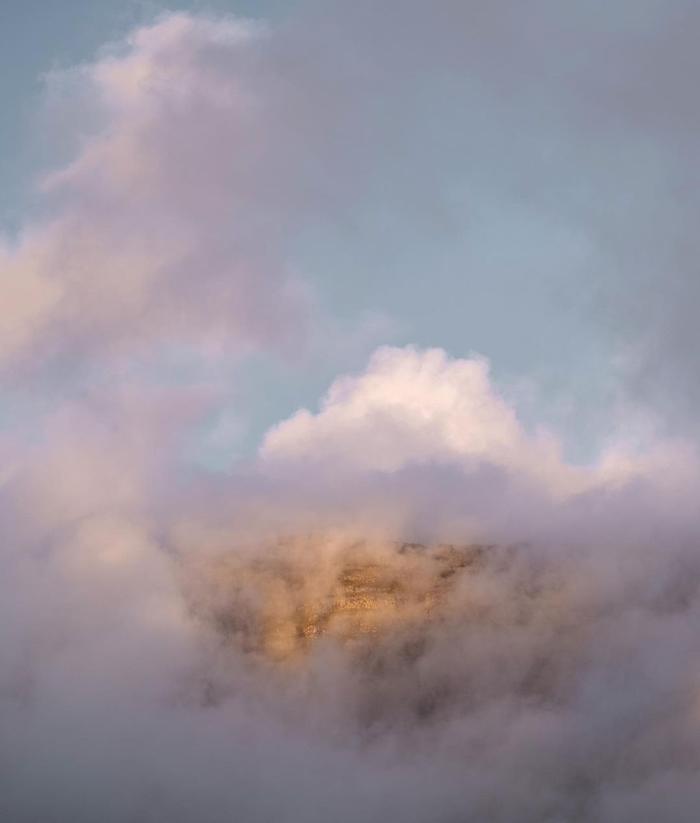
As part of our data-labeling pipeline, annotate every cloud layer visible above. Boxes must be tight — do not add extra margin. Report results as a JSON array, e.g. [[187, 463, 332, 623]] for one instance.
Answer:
[[5, 337, 700, 822]]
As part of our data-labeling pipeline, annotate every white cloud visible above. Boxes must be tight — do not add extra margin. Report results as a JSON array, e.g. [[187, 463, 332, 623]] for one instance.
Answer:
[[262, 346, 522, 471], [262, 345, 694, 501], [0, 14, 309, 372]]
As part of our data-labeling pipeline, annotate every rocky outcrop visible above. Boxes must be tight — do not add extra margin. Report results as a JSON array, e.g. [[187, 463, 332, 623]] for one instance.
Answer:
[[184, 537, 493, 659]]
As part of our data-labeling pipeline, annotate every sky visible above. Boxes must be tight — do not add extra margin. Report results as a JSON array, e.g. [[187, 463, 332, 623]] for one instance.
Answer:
[[0, 0, 649, 462], [3, 2, 700, 822]]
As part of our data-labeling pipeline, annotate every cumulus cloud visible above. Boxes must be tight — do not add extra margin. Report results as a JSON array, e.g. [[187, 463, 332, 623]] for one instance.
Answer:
[[262, 345, 694, 500], [262, 346, 526, 470]]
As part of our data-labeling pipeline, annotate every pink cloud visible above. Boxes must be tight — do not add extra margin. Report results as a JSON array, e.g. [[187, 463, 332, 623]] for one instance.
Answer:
[[0, 14, 309, 374]]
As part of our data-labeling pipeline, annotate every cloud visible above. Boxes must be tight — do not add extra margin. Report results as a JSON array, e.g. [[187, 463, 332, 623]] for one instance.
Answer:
[[262, 346, 524, 470], [0, 14, 310, 374], [4, 320, 699, 822], [262, 345, 694, 501]]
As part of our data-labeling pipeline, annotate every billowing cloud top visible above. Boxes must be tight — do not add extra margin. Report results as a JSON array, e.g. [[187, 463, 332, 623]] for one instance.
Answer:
[[262, 345, 694, 503]]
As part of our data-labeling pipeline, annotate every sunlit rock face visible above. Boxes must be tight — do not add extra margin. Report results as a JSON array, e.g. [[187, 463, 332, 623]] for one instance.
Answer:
[[182, 535, 580, 732], [185, 538, 491, 660]]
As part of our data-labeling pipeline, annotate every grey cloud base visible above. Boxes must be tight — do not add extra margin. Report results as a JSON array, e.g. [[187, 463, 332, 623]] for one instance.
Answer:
[[6, 524, 700, 823]]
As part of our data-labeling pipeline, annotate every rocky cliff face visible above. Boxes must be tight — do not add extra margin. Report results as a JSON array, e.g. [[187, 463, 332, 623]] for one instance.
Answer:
[[182, 536, 577, 732], [184, 538, 499, 659]]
